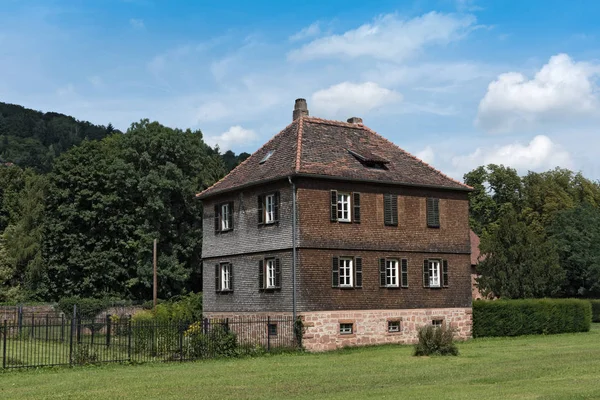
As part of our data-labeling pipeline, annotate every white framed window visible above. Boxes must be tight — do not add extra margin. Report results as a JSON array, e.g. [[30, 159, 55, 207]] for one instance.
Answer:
[[386, 259, 399, 287], [221, 203, 230, 231], [339, 323, 353, 335], [337, 192, 351, 222], [266, 258, 276, 289], [265, 194, 275, 223], [339, 258, 353, 287], [220, 263, 231, 290], [428, 260, 441, 288], [432, 319, 444, 328], [388, 320, 401, 333]]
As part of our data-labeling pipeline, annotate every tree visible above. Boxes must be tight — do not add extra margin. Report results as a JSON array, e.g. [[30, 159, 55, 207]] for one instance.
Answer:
[[549, 204, 600, 297], [477, 204, 564, 299]]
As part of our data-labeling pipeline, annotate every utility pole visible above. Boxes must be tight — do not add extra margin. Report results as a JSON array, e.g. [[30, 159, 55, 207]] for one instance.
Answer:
[[153, 238, 158, 312]]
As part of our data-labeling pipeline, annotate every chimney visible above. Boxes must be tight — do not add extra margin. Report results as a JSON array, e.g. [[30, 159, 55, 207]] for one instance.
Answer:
[[347, 117, 363, 124], [293, 98, 309, 121]]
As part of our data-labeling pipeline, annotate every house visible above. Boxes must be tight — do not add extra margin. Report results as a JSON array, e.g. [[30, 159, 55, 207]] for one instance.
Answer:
[[197, 99, 473, 351]]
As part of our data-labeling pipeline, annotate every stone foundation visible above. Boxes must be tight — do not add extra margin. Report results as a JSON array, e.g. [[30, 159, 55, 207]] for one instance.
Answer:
[[300, 307, 472, 352]]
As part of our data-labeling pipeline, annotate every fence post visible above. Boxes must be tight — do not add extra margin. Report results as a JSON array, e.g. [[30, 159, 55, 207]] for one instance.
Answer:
[[61, 315, 65, 343], [3, 320, 7, 369], [267, 316, 271, 353], [45, 314, 49, 342], [127, 316, 132, 362], [179, 321, 184, 362], [106, 314, 111, 347], [31, 314, 34, 339], [17, 305, 22, 336], [69, 315, 74, 366]]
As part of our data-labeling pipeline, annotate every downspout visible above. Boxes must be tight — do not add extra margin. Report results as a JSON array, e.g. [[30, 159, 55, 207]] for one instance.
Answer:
[[288, 176, 297, 322]]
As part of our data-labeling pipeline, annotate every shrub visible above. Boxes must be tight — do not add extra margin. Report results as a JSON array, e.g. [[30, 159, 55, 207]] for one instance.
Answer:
[[473, 299, 592, 338], [72, 345, 98, 365], [131, 310, 182, 355], [414, 324, 459, 356], [591, 300, 600, 323], [185, 321, 238, 358], [57, 297, 108, 319]]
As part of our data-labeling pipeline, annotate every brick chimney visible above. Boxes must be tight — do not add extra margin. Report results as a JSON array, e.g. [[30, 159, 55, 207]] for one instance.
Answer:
[[293, 98, 309, 121], [347, 117, 363, 124]]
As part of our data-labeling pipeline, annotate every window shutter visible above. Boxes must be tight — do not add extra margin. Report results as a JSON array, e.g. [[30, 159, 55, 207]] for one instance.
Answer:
[[332, 256, 339, 287], [330, 190, 338, 222], [228, 202, 234, 230], [379, 258, 386, 287], [355, 257, 362, 288], [401, 259, 408, 288], [258, 259, 264, 290], [442, 259, 449, 287], [274, 192, 280, 222], [423, 260, 430, 288], [384, 194, 398, 226], [214, 205, 220, 233], [215, 263, 220, 292], [427, 198, 440, 228], [353, 192, 361, 223], [275, 258, 281, 288], [257, 195, 264, 225], [229, 263, 234, 291]]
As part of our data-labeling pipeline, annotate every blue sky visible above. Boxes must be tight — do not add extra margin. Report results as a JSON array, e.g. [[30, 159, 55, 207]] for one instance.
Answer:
[[1, 0, 599, 180]]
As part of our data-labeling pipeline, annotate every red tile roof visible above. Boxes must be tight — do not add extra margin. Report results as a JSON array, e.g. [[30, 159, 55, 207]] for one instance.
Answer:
[[197, 116, 471, 199]]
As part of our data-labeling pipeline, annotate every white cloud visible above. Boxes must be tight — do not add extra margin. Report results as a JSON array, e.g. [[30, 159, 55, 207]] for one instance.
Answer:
[[88, 76, 103, 88], [288, 12, 476, 62], [312, 81, 402, 116], [416, 146, 435, 164], [452, 135, 572, 172], [289, 22, 321, 41], [476, 53, 600, 132], [129, 18, 145, 29], [205, 126, 258, 151]]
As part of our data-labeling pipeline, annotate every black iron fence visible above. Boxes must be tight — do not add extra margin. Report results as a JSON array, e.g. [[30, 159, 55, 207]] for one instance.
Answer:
[[1, 315, 299, 369]]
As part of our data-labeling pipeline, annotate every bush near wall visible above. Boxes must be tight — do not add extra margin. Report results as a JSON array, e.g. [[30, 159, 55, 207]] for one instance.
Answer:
[[591, 300, 600, 323], [473, 299, 591, 338]]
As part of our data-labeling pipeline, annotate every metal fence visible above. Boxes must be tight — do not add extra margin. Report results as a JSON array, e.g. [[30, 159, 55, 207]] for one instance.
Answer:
[[1, 315, 299, 369]]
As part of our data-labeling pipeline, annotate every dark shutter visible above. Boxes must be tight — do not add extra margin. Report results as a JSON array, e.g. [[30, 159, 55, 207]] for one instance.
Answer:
[[215, 263, 220, 292], [427, 198, 440, 228], [355, 257, 362, 288], [228, 202, 234, 230], [229, 263, 234, 291], [332, 256, 339, 287], [330, 190, 338, 222], [258, 259, 264, 290], [384, 194, 398, 226], [214, 205, 220, 233], [401, 259, 408, 288], [275, 258, 281, 288], [423, 260, 430, 288], [442, 259, 449, 287], [353, 192, 361, 223], [257, 195, 264, 225], [274, 192, 280, 222], [379, 258, 386, 287]]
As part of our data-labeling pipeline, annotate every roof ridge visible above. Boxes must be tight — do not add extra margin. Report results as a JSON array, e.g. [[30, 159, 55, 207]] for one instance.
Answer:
[[304, 116, 365, 129], [295, 116, 304, 172], [196, 118, 300, 198], [360, 125, 473, 190]]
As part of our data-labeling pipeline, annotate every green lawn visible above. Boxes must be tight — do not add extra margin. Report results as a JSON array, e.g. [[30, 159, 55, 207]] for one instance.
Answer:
[[2, 324, 600, 400]]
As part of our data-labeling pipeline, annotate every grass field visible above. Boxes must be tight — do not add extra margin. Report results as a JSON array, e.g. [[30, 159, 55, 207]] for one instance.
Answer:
[[1, 324, 599, 400]]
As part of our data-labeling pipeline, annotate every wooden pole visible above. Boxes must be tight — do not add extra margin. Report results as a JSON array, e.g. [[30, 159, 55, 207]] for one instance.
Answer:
[[153, 238, 158, 312]]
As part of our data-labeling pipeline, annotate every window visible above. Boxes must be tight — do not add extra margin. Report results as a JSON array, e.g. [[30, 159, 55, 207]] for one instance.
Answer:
[[384, 194, 398, 226], [259, 258, 281, 290], [259, 150, 274, 164], [214, 202, 234, 233], [432, 319, 444, 328], [268, 323, 278, 336], [215, 262, 233, 292], [423, 259, 448, 288], [427, 198, 440, 228], [331, 256, 362, 288], [339, 323, 353, 335], [380, 258, 408, 288], [388, 320, 401, 333], [258, 192, 279, 225], [386, 259, 399, 287], [330, 191, 360, 223]]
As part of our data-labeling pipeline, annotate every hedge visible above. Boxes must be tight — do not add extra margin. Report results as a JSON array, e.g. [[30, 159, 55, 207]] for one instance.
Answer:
[[591, 300, 600, 323], [473, 299, 591, 338]]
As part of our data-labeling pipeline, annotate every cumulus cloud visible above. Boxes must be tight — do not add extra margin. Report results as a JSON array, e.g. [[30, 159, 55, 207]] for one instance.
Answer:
[[452, 135, 572, 172], [312, 81, 402, 116], [205, 126, 258, 151], [476, 53, 600, 132], [416, 146, 435, 164], [288, 12, 476, 62], [289, 22, 321, 41], [129, 18, 145, 29]]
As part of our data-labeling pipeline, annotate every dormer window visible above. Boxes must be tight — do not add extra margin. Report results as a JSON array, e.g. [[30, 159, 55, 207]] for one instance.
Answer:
[[347, 149, 389, 170]]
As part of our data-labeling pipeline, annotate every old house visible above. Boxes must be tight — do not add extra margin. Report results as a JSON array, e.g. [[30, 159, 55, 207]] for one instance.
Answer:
[[197, 99, 473, 351]]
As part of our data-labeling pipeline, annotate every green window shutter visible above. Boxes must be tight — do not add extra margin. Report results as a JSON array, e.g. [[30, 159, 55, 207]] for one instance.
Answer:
[[384, 194, 398, 226], [379, 258, 386, 287], [427, 198, 440, 228], [332, 256, 339, 287], [401, 259, 408, 288], [275, 258, 281, 288], [274, 191, 280, 222], [353, 192, 361, 223], [215, 263, 220, 292], [214, 205, 220, 233], [330, 190, 338, 222], [258, 259, 264, 290], [257, 195, 264, 225], [442, 259, 449, 287], [423, 260, 430, 288], [229, 263, 234, 291], [355, 257, 362, 288], [228, 202, 234, 230]]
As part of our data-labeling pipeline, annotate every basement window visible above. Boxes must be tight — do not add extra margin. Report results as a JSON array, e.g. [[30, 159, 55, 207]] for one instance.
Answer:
[[259, 150, 274, 164], [339, 323, 354, 335], [388, 320, 401, 333], [432, 319, 444, 328]]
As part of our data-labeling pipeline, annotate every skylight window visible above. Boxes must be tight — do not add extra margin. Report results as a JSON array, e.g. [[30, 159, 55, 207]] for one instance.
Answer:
[[259, 150, 274, 164]]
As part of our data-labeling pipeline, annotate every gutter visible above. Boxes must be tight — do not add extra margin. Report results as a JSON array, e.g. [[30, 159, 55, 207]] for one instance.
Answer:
[[288, 176, 297, 322]]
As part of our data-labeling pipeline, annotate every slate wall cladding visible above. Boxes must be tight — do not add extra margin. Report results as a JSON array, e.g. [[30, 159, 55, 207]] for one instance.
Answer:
[[202, 180, 296, 259]]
